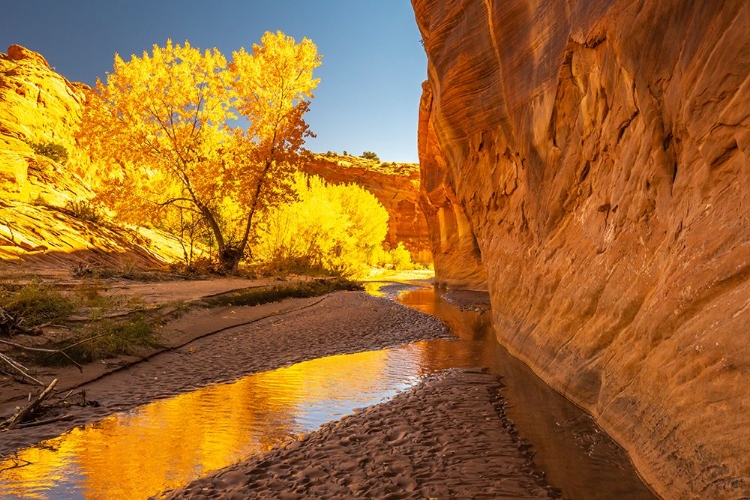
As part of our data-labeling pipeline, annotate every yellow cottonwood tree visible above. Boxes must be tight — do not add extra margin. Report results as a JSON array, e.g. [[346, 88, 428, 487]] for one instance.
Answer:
[[77, 33, 321, 272]]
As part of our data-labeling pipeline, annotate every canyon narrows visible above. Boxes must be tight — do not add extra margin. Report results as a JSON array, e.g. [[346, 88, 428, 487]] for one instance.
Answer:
[[413, 1, 750, 498]]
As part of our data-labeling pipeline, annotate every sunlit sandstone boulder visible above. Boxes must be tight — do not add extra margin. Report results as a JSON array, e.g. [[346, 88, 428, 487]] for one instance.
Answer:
[[0, 44, 90, 203], [413, 0, 749, 497]]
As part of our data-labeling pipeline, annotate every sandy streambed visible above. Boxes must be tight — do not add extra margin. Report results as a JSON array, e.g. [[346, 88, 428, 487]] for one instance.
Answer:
[[165, 369, 556, 499], [0, 291, 451, 457]]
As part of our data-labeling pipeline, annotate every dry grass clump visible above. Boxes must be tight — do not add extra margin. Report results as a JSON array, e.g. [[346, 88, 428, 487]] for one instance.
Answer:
[[1, 281, 170, 367]]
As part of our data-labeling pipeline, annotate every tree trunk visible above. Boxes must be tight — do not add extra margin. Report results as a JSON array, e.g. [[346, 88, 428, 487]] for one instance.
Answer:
[[234, 158, 274, 267], [217, 247, 242, 274], [198, 205, 238, 273]]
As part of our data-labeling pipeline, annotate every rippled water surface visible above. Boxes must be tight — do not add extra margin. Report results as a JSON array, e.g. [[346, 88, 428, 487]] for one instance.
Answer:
[[0, 284, 656, 499]]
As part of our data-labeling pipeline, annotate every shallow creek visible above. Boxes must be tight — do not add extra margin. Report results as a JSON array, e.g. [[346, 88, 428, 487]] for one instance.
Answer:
[[0, 284, 656, 499]]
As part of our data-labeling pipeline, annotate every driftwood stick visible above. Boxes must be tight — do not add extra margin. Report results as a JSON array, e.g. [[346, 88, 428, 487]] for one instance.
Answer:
[[0, 352, 46, 387], [15, 413, 73, 428], [2, 378, 58, 430], [0, 351, 29, 371], [0, 338, 83, 372], [60, 332, 109, 352]]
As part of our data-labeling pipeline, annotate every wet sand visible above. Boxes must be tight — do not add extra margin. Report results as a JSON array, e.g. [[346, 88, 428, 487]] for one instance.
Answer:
[[1, 289, 557, 499], [165, 369, 556, 499], [0, 291, 451, 456]]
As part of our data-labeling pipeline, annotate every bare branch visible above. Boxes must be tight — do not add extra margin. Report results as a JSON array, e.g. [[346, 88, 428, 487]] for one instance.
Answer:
[[0, 352, 46, 386], [0, 339, 84, 372]]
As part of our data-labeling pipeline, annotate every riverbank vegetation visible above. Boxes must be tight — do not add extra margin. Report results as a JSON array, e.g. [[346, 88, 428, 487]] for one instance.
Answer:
[[0, 281, 170, 369], [0, 276, 362, 369], [202, 279, 362, 308]]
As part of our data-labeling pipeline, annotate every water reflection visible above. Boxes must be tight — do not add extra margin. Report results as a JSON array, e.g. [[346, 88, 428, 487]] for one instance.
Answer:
[[0, 340, 483, 499], [399, 286, 658, 500]]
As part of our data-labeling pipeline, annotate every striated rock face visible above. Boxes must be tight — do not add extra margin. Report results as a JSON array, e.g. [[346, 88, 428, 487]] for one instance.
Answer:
[[0, 46, 196, 271], [301, 155, 432, 265], [0, 45, 90, 203], [413, 1, 750, 498], [419, 82, 487, 289]]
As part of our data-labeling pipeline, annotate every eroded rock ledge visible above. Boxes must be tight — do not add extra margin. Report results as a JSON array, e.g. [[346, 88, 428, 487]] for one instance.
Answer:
[[413, 0, 750, 497]]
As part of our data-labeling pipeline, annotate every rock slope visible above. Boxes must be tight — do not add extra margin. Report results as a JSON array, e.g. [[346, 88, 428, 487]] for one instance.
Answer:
[[413, 1, 750, 498], [0, 45, 90, 203], [0, 46, 198, 271]]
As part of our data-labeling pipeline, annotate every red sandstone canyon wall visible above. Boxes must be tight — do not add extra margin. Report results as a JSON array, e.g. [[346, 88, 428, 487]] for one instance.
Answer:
[[413, 1, 750, 498]]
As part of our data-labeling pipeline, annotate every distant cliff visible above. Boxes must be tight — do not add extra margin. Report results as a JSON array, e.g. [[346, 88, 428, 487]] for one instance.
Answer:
[[413, 1, 749, 498]]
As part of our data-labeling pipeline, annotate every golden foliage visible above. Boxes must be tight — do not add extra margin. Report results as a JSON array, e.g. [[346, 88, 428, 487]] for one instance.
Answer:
[[253, 174, 389, 277], [76, 34, 321, 271]]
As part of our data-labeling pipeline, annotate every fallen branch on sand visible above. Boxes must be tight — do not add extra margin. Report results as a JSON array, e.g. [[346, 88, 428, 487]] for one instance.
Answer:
[[1, 378, 57, 430], [0, 338, 83, 371], [0, 306, 46, 337], [0, 352, 46, 387]]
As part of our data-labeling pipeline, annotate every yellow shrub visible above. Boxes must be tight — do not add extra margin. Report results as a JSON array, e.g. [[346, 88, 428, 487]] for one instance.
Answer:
[[253, 174, 389, 277]]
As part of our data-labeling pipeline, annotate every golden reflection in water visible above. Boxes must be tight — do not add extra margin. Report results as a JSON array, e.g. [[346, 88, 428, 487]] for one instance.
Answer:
[[0, 349, 402, 500], [362, 282, 386, 296]]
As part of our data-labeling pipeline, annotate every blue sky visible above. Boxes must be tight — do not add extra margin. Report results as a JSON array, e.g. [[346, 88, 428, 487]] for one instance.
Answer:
[[0, 1, 426, 162]]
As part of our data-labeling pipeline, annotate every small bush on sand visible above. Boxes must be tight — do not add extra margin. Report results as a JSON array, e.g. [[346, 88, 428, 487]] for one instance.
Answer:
[[27, 314, 163, 366], [72, 315, 160, 361], [0, 282, 75, 328], [65, 199, 104, 223], [204, 279, 362, 308], [29, 141, 69, 164]]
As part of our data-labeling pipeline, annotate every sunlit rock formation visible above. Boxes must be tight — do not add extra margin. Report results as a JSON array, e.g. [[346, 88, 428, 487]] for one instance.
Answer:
[[0, 45, 191, 270], [419, 82, 486, 289], [0, 44, 90, 203], [413, 1, 749, 498], [302, 154, 432, 265]]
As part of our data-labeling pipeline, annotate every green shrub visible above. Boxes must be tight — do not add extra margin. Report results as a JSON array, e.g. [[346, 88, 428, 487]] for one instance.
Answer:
[[73, 315, 160, 360], [204, 279, 362, 308], [29, 141, 68, 164], [0, 282, 75, 327], [30, 314, 162, 366], [361, 151, 380, 161]]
